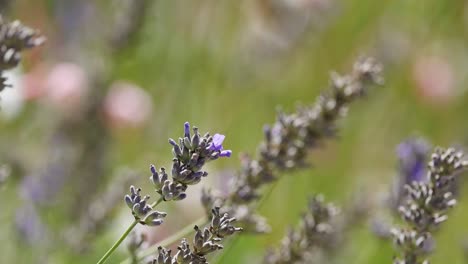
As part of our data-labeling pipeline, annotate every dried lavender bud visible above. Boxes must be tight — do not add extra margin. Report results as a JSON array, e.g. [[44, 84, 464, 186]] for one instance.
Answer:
[[391, 147, 468, 264], [264, 195, 340, 264], [150, 207, 242, 264], [124, 185, 166, 225]]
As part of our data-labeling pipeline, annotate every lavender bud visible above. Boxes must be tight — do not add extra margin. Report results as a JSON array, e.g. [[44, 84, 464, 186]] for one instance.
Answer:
[[150, 165, 168, 191], [169, 139, 182, 158], [183, 137, 192, 150], [210, 207, 243, 238], [184, 122, 191, 139], [191, 128, 200, 150], [161, 180, 187, 201], [124, 185, 167, 225], [143, 211, 167, 226]]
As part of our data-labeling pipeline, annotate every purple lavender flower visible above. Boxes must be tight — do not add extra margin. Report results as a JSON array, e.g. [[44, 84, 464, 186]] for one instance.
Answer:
[[391, 138, 430, 209], [396, 138, 430, 183], [15, 204, 48, 244], [150, 122, 233, 201], [209, 134, 226, 151]]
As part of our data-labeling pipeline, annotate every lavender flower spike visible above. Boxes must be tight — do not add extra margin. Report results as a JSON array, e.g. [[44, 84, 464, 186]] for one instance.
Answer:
[[391, 147, 468, 264], [149, 122, 233, 202]]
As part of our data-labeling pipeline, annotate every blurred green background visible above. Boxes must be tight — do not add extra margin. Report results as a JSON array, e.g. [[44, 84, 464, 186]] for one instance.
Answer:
[[1, 0, 468, 263]]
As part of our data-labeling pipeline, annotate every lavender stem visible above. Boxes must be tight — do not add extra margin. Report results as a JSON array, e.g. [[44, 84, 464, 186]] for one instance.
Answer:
[[97, 220, 139, 264]]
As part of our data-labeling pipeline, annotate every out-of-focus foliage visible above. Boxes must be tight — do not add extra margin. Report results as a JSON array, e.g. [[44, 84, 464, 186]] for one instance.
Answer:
[[2, 0, 468, 264]]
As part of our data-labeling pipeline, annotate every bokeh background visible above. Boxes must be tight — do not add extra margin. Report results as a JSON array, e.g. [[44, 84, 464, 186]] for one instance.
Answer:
[[1, 0, 468, 263]]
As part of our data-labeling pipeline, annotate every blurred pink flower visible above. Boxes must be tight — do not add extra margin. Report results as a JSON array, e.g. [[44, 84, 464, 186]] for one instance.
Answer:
[[21, 64, 48, 101], [413, 55, 455, 105], [103, 81, 153, 129], [45, 62, 89, 111]]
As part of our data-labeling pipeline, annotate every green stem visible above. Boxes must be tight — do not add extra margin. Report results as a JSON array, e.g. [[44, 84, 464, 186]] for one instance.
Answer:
[[151, 196, 164, 207], [98, 196, 164, 264], [120, 216, 208, 264], [97, 220, 139, 264]]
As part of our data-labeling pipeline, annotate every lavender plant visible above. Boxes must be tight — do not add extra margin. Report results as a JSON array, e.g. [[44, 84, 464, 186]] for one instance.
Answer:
[[131, 57, 384, 263], [97, 122, 234, 263], [391, 147, 468, 264], [4, 2, 468, 264], [203, 57, 383, 232]]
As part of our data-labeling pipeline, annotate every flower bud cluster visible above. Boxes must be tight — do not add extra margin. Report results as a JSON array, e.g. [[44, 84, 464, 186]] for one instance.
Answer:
[[264, 196, 340, 264], [151, 207, 242, 264], [124, 185, 167, 226], [0, 16, 45, 92], [201, 58, 383, 233], [124, 122, 231, 226], [391, 147, 468, 264], [150, 122, 232, 202]]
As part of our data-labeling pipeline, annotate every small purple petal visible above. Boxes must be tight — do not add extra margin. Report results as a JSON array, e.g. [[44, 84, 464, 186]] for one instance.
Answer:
[[220, 150, 232, 158], [209, 134, 225, 151]]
